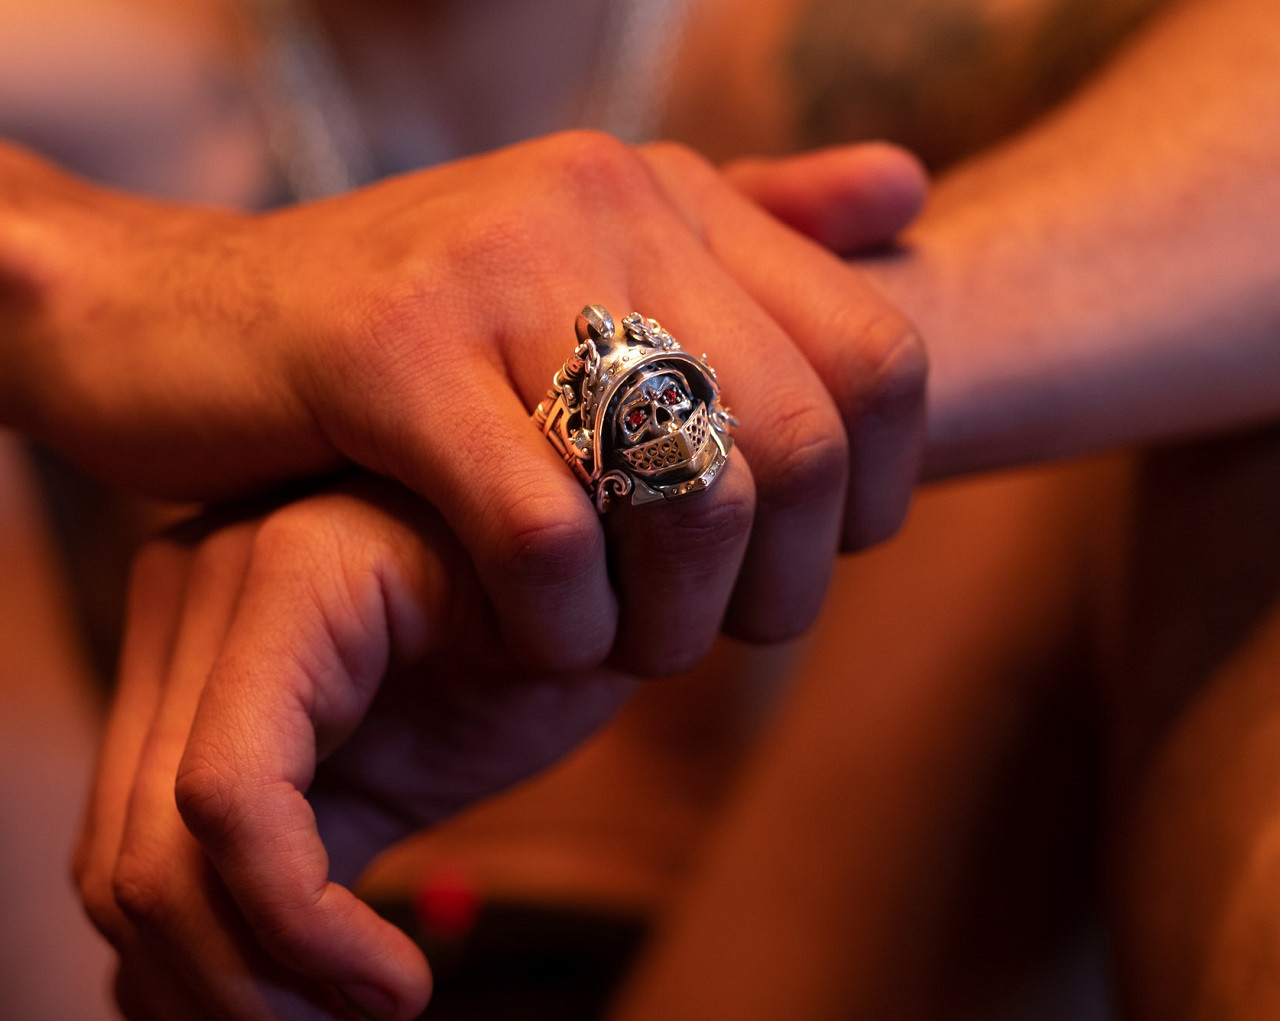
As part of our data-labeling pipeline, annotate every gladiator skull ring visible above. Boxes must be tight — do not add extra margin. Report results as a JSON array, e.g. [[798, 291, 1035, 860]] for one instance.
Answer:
[[532, 305, 736, 512]]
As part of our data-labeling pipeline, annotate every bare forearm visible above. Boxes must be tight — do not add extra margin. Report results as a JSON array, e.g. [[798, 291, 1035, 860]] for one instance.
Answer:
[[0, 140, 282, 490], [0, 142, 75, 430], [864, 0, 1280, 479]]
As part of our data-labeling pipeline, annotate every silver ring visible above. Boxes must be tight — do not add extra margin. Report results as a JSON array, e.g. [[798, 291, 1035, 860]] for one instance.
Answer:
[[533, 305, 737, 512]]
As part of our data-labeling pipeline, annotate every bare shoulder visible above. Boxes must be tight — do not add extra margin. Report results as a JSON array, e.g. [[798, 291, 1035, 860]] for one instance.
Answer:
[[666, 0, 1176, 166]]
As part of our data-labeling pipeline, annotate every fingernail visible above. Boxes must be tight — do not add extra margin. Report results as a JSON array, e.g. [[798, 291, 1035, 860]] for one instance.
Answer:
[[338, 981, 398, 1020]]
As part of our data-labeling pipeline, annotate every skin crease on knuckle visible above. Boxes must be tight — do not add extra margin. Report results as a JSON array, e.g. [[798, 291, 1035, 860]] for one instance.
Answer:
[[177, 772, 332, 964], [487, 484, 612, 667], [264, 507, 399, 714], [193, 504, 392, 763], [172, 754, 242, 860], [719, 406, 845, 646], [630, 482, 755, 580], [830, 311, 929, 548], [668, 484, 756, 553], [422, 134, 659, 294], [615, 487, 754, 677], [828, 304, 929, 432], [749, 398, 851, 512]]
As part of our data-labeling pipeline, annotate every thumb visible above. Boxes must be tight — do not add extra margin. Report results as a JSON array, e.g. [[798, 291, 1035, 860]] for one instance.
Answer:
[[725, 142, 928, 254]]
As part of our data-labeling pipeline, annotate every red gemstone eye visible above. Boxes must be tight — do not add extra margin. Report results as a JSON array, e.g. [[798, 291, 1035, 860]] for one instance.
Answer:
[[626, 408, 648, 430], [661, 386, 682, 404]]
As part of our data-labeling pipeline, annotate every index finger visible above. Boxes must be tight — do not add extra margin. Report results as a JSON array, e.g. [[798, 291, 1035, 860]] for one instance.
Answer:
[[173, 494, 451, 1021]]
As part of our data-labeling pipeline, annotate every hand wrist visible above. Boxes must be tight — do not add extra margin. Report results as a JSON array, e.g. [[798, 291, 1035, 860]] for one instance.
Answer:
[[0, 143, 262, 471], [0, 145, 105, 433], [0, 229, 62, 435]]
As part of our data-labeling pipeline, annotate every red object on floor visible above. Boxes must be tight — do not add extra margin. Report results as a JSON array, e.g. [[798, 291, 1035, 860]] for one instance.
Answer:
[[414, 866, 482, 940]]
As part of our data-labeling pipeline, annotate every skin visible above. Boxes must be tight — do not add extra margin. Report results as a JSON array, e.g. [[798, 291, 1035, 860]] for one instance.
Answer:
[[665, 0, 1170, 165], [76, 478, 641, 1019], [785, 0, 1168, 169], [0, 8, 930, 1016], [8, 0, 1278, 1016], [686, 0, 1280, 473], [614, 0, 1280, 1017], [13, 135, 926, 1017], [865, 0, 1280, 478], [0, 132, 928, 675]]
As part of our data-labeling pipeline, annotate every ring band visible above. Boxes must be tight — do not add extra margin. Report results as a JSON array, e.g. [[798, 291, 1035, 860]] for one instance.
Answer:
[[532, 305, 736, 512]]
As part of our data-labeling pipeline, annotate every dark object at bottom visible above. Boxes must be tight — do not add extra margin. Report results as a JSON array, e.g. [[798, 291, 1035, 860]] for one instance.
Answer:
[[371, 898, 650, 1020]]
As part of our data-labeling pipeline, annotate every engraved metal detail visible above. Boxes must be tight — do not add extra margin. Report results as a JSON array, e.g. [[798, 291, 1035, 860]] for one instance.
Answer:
[[533, 305, 735, 511]]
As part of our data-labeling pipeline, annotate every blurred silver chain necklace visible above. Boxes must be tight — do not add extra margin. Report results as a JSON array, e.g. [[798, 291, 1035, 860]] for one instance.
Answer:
[[241, 0, 692, 201], [581, 0, 694, 144]]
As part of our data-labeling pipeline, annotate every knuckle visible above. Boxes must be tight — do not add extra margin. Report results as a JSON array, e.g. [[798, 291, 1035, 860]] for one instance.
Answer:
[[641, 139, 722, 219], [752, 399, 849, 508], [543, 129, 655, 204], [829, 308, 929, 429], [247, 502, 354, 588], [258, 503, 394, 698], [490, 487, 603, 588], [625, 507, 754, 674], [484, 483, 612, 670], [173, 756, 238, 848], [650, 487, 755, 563], [110, 852, 172, 932], [866, 322, 929, 422], [250, 502, 323, 564], [241, 513, 330, 605], [829, 311, 927, 552]]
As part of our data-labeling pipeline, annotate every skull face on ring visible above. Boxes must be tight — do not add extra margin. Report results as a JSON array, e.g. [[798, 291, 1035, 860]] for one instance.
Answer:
[[616, 372, 693, 446], [605, 360, 721, 493], [532, 306, 736, 511]]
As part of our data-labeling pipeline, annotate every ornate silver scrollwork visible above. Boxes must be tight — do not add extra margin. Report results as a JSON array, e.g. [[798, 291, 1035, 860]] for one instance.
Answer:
[[533, 305, 735, 511]]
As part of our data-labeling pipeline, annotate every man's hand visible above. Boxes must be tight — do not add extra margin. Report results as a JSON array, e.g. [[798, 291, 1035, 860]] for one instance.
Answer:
[[74, 477, 642, 1020], [2, 133, 927, 672]]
